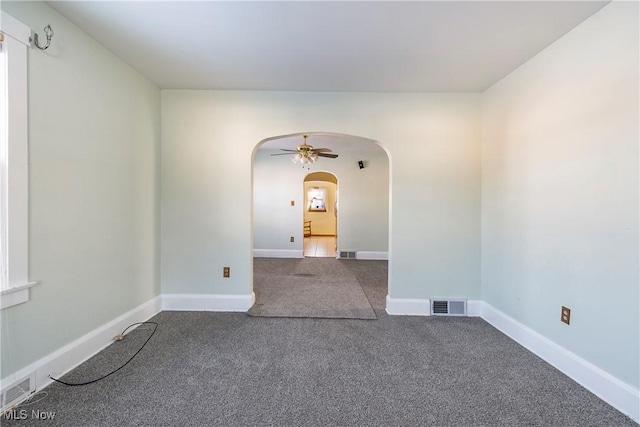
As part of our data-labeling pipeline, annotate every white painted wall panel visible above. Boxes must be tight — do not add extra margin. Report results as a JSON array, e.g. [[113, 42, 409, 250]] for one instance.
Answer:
[[161, 91, 481, 299], [481, 2, 639, 388], [0, 1, 160, 380]]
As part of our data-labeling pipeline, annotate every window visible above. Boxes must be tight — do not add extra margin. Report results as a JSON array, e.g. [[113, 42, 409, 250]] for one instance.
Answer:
[[1, 31, 7, 289], [1, 12, 35, 309], [308, 187, 327, 212]]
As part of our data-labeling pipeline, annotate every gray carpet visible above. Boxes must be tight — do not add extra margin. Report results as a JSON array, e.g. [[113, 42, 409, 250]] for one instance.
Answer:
[[249, 258, 377, 319], [2, 260, 636, 426]]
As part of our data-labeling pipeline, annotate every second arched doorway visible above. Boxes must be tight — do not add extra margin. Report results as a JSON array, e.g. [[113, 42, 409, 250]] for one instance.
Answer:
[[303, 171, 338, 258]]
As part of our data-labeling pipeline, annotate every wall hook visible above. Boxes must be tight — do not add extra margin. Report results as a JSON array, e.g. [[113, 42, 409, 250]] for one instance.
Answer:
[[32, 24, 54, 50]]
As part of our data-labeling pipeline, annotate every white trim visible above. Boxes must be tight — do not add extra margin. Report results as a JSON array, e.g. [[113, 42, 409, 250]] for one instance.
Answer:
[[0, 18, 30, 308], [356, 251, 388, 260], [0, 296, 161, 400], [5, 32, 29, 288], [466, 299, 483, 317], [253, 249, 303, 258], [162, 293, 255, 312], [385, 295, 431, 316], [385, 296, 483, 317], [0, 281, 37, 296], [0, 295, 636, 422], [252, 249, 391, 260], [0, 287, 28, 310], [481, 302, 640, 423], [0, 12, 31, 46], [0, 281, 37, 310]]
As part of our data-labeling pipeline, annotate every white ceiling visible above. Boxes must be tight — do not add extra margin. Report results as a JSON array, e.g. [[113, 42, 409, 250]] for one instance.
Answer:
[[45, 1, 609, 152], [47, 1, 608, 93]]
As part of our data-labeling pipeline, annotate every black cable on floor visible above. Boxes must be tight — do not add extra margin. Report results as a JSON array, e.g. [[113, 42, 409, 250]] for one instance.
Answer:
[[48, 321, 158, 386]]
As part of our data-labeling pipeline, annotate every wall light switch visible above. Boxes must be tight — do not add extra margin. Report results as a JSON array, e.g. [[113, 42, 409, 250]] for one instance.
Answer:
[[290, 236, 294, 242], [223, 267, 230, 278], [290, 200, 295, 206]]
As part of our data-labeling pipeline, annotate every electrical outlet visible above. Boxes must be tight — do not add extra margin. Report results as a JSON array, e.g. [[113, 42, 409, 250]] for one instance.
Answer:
[[561, 306, 571, 325], [290, 236, 294, 242], [223, 267, 230, 278]]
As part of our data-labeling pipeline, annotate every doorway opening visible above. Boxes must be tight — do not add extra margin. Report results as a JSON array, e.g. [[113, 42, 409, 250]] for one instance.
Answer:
[[303, 171, 337, 258], [251, 131, 390, 314]]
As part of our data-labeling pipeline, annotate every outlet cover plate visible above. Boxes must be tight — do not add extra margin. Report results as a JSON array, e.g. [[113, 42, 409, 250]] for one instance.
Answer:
[[561, 306, 571, 325]]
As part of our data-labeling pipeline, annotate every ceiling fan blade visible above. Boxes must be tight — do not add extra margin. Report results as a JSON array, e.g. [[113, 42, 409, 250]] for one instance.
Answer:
[[270, 153, 294, 156], [317, 153, 339, 159], [313, 148, 332, 153], [279, 149, 298, 152]]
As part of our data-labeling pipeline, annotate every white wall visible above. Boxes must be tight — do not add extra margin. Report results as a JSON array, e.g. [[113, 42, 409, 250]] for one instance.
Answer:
[[1, 0, 635, 415], [161, 91, 481, 299], [253, 150, 307, 253], [333, 150, 389, 253], [253, 147, 388, 254], [0, 1, 160, 378], [481, 1, 639, 389], [0, 0, 635, 416]]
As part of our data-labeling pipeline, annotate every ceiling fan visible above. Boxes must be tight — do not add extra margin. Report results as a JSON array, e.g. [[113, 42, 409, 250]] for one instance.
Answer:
[[270, 135, 339, 165]]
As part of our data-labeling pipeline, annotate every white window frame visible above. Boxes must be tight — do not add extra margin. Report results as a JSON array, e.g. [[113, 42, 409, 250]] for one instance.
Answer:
[[0, 12, 36, 309]]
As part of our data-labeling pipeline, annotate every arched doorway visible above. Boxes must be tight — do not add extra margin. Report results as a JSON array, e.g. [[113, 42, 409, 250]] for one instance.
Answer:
[[303, 171, 338, 258], [252, 132, 389, 262], [251, 131, 390, 315]]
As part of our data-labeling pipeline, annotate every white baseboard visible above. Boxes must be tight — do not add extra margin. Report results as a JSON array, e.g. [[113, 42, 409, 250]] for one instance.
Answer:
[[466, 300, 483, 317], [253, 249, 303, 258], [383, 297, 639, 421], [0, 296, 161, 400], [162, 293, 255, 312], [3, 293, 636, 423], [1, 291, 254, 405], [385, 295, 430, 316], [481, 302, 640, 423], [356, 251, 388, 260], [253, 249, 387, 260], [385, 297, 482, 317]]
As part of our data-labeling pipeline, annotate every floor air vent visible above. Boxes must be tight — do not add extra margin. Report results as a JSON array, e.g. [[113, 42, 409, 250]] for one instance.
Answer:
[[2, 375, 34, 409], [339, 251, 357, 259], [431, 299, 467, 316]]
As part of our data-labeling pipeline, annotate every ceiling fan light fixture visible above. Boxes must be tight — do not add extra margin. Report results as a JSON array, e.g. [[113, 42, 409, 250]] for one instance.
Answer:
[[291, 136, 318, 165], [293, 152, 317, 165], [284, 134, 335, 166]]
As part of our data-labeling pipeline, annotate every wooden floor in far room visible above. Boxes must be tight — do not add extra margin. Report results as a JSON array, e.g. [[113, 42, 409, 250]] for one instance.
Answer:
[[303, 235, 336, 258]]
